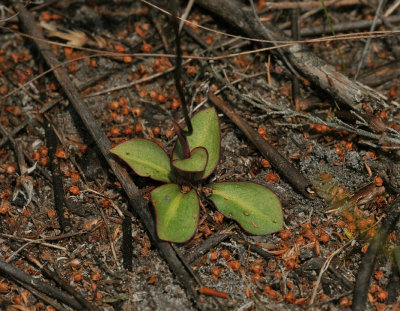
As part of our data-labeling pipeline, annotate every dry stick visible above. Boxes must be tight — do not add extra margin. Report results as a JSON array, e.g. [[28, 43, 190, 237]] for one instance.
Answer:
[[384, 0, 400, 16], [209, 93, 313, 198], [261, 0, 360, 10], [327, 266, 353, 290], [298, 15, 400, 36], [310, 239, 353, 305], [0, 259, 83, 310], [185, 232, 231, 264], [358, 59, 400, 87], [0, 233, 66, 251], [0, 123, 52, 182], [232, 234, 273, 261], [7, 241, 97, 311], [97, 200, 119, 267], [290, 5, 301, 111], [352, 197, 400, 311], [195, 0, 389, 113], [13, 278, 68, 311], [41, 264, 98, 311], [310, 290, 353, 307], [13, 3, 206, 308], [354, 0, 386, 80], [6, 241, 35, 263], [250, 0, 299, 78], [387, 259, 400, 303], [85, 60, 190, 98]]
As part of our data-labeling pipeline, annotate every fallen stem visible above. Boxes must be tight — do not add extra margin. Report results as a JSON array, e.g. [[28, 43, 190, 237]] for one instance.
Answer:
[[0, 259, 83, 309], [352, 197, 400, 311]]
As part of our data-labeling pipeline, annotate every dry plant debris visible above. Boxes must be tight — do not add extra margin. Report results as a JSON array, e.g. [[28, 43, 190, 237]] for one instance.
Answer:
[[0, 0, 400, 310]]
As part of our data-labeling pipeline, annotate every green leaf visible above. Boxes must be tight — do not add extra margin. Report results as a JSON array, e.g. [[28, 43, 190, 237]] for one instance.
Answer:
[[151, 184, 199, 243], [110, 138, 175, 183], [172, 147, 208, 173], [173, 108, 220, 180], [208, 182, 283, 235]]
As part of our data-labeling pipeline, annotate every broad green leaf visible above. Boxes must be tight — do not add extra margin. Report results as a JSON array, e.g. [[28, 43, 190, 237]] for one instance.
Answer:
[[110, 138, 175, 183], [208, 182, 283, 235], [172, 147, 208, 173], [173, 108, 220, 180], [151, 184, 199, 243]]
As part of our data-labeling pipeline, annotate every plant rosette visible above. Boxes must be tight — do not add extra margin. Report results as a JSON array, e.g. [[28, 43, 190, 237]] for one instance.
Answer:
[[110, 107, 283, 243]]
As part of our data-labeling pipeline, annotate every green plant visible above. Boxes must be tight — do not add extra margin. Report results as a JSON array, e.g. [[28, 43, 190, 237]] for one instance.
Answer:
[[110, 107, 283, 243]]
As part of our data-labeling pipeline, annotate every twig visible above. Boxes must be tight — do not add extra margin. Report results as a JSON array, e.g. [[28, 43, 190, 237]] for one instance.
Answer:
[[185, 231, 231, 263], [0, 123, 52, 182], [387, 255, 400, 303], [97, 200, 119, 267], [291, 6, 301, 111], [82, 189, 124, 217], [0, 259, 83, 309], [0, 233, 67, 251], [328, 266, 353, 290], [249, 0, 299, 78], [209, 93, 313, 198], [42, 263, 98, 311], [309, 290, 353, 307], [262, 0, 360, 10], [358, 59, 400, 87], [231, 234, 273, 261], [297, 15, 400, 36], [179, 0, 195, 33], [7, 238, 97, 311], [85, 59, 191, 98], [352, 197, 400, 311], [6, 241, 34, 263], [310, 239, 353, 305], [13, 278, 68, 311], [354, 0, 386, 80], [384, 0, 400, 16]]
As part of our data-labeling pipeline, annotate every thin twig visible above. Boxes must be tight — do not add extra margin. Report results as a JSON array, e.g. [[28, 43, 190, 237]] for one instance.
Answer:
[[6, 241, 35, 263], [262, 0, 361, 10], [352, 197, 400, 311], [97, 200, 120, 267], [42, 263, 98, 311], [354, 0, 386, 79], [249, 0, 299, 78], [13, 278, 68, 311], [0, 233, 67, 251], [0, 259, 83, 309], [185, 231, 232, 263], [310, 239, 353, 305]]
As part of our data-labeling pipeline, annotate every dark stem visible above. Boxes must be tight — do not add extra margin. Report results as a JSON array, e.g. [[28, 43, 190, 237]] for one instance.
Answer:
[[171, 0, 193, 135], [173, 119, 191, 159]]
